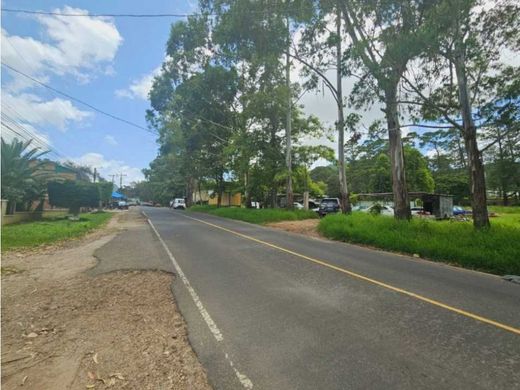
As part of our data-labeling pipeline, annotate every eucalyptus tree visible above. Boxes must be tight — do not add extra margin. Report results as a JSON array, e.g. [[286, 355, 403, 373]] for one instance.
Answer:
[[337, 0, 439, 219], [292, 1, 354, 213], [207, 0, 317, 208], [400, 0, 519, 228]]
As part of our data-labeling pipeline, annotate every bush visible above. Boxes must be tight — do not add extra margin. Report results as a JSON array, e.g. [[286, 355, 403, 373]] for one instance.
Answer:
[[318, 212, 520, 275], [48, 181, 99, 215]]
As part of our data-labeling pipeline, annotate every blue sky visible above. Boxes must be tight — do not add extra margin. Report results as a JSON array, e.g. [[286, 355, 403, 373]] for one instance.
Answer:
[[1, 1, 198, 185]]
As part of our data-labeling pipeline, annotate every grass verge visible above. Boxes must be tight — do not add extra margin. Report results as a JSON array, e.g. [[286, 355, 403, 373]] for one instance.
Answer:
[[318, 212, 520, 275], [2, 212, 113, 252], [189, 205, 318, 224]]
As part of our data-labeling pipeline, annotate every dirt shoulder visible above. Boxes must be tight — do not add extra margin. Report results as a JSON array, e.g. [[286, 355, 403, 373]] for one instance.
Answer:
[[1, 209, 211, 390], [265, 219, 321, 239]]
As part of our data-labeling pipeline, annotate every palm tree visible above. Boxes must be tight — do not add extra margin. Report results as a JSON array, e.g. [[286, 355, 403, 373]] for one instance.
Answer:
[[1, 137, 48, 213]]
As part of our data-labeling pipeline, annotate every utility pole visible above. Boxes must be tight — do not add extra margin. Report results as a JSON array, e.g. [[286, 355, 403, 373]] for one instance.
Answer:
[[119, 173, 127, 190], [109, 174, 117, 185], [285, 16, 293, 210], [93, 168, 97, 183]]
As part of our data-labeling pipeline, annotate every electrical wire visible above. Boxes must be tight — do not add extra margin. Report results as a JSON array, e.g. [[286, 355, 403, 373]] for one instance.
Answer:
[[1, 62, 157, 136], [1, 113, 64, 158], [1, 8, 197, 18]]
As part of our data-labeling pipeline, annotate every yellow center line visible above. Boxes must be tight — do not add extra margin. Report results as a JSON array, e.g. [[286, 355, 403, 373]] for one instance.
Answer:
[[182, 213, 520, 336]]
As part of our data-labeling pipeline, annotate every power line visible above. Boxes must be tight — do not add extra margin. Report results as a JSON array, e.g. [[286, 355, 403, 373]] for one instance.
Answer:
[[2, 104, 57, 150], [1, 113, 64, 158], [1, 62, 157, 136], [1, 8, 197, 18]]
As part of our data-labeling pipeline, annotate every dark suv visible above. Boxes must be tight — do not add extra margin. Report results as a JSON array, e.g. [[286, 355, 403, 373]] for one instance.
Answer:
[[318, 198, 341, 217]]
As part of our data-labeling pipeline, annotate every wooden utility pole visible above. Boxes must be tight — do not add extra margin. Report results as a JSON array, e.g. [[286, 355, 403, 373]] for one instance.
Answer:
[[119, 173, 127, 190], [285, 16, 294, 209]]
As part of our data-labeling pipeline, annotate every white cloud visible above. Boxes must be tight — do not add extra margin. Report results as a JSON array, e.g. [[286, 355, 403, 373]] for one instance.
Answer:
[[68, 152, 144, 184], [104, 135, 118, 146], [116, 66, 161, 100], [2, 92, 91, 131], [1, 7, 123, 137], [1, 8, 122, 85]]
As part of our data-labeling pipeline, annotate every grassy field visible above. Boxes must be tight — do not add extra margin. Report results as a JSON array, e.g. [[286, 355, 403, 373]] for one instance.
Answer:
[[189, 205, 318, 224], [2, 212, 113, 252], [318, 210, 520, 275]]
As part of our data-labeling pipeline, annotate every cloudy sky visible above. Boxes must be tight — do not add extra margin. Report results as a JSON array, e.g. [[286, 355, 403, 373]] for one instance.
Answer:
[[1, 1, 197, 184], [1, 1, 388, 185]]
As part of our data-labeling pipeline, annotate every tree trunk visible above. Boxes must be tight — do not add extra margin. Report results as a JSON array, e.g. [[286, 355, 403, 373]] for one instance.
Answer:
[[217, 173, 224, 208], [186, 177, 194, 208], [336, 7, 351, 214], [385, 83, 410, 220], [453, 49, 490, 229], [285, 18, 294, 210], [244, 171, 252, 208]]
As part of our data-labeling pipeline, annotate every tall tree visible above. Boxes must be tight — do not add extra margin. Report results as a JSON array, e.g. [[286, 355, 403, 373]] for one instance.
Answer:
[[293, 2, 352, 213], [401, 0, 519, 228], [338, 0, 437, 219]]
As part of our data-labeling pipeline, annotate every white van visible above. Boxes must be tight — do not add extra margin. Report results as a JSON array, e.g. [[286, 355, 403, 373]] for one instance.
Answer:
[[172, 198, 186, 209]]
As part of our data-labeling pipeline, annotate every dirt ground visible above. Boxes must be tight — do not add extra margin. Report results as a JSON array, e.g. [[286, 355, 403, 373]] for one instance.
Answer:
[[1, 210, 211, 390], [265, 219, 321, 238]]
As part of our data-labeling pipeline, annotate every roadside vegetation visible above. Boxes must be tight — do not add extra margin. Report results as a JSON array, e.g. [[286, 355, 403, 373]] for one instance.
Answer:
[[189, 205, 318, 224], [1, 212, 112, 252], [318, 211, 520, 275]]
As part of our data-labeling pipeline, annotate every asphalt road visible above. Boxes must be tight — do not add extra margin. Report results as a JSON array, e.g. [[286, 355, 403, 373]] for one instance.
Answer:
[[142, 207, 520, 390]]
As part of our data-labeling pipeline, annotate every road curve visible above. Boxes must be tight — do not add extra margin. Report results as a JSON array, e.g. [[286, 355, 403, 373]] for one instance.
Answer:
[[142, 207, 520, 390]]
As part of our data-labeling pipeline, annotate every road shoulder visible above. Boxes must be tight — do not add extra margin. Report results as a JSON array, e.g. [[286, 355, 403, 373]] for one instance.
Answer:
[[1, 209, 211, 390]]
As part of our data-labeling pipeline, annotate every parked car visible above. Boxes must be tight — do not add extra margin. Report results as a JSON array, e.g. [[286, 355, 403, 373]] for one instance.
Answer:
[[411, 207, 424, 215], [172, 198, 186, 210], [318, 198, 341, 217], [293, 202, 304, 210], [117, 200, 129, 210], [362, 204, 394, 216], [453, 206, 470, 215], [308, 200, 319, 212]]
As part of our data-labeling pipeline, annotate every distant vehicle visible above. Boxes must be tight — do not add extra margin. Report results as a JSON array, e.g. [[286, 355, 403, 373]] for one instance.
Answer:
[[172, 198, 186, 210], [411, 207, 424, 215], [318, 198, 341, 217], [308, 200, 319, 212], [293, 201, 319, 212], [293, 202, 304, 210], [127, 198, 138, 207], [117, 200, 129, 210], [453, 206, 472, 216], [362, 204, 394, 216]]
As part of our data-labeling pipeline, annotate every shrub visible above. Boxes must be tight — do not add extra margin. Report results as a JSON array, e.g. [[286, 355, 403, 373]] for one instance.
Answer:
[[318, 212, 520, 275], [48, 181, 99, 216]]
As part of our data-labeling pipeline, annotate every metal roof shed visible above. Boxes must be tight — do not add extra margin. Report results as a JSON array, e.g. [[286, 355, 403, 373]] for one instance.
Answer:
[[417, 193, 453, 219], [356, 192, 453, 218]]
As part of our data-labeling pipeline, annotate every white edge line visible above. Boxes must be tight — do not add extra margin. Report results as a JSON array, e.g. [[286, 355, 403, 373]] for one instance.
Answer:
[[144, 211, 254, 388], [146, 217, 224, 342]]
